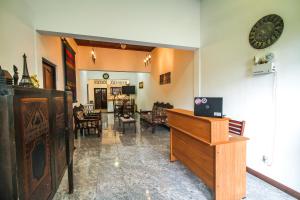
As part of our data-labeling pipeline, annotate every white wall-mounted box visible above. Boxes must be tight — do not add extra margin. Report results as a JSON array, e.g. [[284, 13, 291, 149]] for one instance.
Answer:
[[253, 62, 276, 75]]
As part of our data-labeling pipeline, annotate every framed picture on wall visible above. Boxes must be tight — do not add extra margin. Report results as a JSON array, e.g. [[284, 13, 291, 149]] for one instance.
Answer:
[[159, 72, 171, 85], [139, 82, 144, 89], [62, 38, 77, 102], [160, 74, 164, 85], [165, 72, 171, 84], [111, 87, 122, 95]]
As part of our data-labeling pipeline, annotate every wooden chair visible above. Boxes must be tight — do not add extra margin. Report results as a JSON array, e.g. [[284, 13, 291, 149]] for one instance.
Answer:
[[123, 101, 135, 117], [83, 103, 95, 114], [229, 119, 246, 136], [113, 101, 123, 119], [73, 105, 102, 138]]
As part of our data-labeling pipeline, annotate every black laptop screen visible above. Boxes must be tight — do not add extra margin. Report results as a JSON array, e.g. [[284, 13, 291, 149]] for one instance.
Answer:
[[194, 97, 223, 118]]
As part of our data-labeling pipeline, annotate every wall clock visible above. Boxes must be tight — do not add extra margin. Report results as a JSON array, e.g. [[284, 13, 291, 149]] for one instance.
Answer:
[[249, 14, 284, 49], [103, 73, 109, 79]]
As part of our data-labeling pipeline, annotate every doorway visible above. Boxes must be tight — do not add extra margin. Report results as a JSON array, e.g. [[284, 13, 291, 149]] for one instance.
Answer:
[[42, 58, 56, 89], [94, 88, 107, 109]]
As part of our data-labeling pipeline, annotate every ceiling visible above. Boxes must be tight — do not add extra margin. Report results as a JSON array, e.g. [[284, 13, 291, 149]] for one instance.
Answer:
[[74, 39, 155, 52]]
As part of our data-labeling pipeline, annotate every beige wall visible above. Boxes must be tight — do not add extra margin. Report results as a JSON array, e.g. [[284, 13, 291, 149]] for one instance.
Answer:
[[136, 48, 194, 111], [200, 0, 300, 192], [36, 35, 78, 90], [75, 46, 151, 103], [77, 46, 151, 72]]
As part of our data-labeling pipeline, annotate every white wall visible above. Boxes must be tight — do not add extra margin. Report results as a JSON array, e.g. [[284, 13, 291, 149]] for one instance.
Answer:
[[79, 71, 140, 104], [136, 72, 151, 110], [137, 48, 195, 111], [200, 0, 300, 192], [0, 0, 80, 90], [0, 0, 201, 101], [0, 0, 35, 77], [24, 0, 201, 48]]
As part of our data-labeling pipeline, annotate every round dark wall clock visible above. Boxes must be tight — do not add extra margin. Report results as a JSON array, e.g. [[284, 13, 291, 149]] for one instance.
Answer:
[[249, 14, 284, 49], [103, 73, 109, 79]]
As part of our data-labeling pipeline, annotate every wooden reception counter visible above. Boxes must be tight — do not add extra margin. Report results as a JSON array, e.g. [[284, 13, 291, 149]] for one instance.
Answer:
[[167, 109, 248, 200]]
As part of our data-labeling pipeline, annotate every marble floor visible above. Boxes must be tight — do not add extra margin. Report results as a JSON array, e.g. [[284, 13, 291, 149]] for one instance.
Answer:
[[54, 113, 295, 200]]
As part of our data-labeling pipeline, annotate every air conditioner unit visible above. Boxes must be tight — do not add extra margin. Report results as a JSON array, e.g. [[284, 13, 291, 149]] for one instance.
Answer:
[[252, 62, 276, 75]]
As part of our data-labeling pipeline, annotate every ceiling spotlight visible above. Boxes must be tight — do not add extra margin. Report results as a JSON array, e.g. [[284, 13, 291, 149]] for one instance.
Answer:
[[120, 43, 127, 49]]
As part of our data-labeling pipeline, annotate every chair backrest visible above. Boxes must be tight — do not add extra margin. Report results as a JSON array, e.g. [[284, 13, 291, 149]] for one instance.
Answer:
[[229, 119, 246, 136], [123, 103, 134, 112], [73, 106, 82, 122], [165, 103, 174, 109]]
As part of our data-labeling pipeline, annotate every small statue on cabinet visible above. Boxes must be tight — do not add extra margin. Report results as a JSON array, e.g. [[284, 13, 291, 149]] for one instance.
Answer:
[[19, 54, 34, 87], [13, 65, 19, 85]]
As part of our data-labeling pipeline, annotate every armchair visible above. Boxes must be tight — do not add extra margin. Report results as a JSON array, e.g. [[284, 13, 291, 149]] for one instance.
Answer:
[[73, 105, 102, 138]]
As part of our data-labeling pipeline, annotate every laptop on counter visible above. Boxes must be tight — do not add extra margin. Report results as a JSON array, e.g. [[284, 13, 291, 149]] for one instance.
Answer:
[[194, 97, 223, 118]]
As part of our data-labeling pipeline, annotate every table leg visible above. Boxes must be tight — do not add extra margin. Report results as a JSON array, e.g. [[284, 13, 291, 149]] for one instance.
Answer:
[[68, 161, 74, 194]]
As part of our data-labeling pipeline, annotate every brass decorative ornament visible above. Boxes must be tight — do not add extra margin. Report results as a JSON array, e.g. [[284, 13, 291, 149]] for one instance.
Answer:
[[30, 75, 40, 88], [249, 14, 284, 49]]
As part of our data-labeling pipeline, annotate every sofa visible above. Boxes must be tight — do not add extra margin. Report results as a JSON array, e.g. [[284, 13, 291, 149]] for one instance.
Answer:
[[140, 102, 173, 133]]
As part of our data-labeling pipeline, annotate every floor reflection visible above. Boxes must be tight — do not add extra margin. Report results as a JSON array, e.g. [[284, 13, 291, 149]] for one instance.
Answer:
[[54, 113, 295, 200]]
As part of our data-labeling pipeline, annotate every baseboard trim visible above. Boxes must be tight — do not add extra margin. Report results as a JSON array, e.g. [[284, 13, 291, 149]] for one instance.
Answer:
[[246, 167, 300, 199]]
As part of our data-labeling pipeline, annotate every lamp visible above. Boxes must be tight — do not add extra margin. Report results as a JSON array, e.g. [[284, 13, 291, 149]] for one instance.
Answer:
[[91, 48, 96, 63], [144, 54, 151, 66]]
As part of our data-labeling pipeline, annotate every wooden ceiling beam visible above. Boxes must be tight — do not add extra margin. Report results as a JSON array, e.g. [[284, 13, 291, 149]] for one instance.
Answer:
[[74, 39, 155, 52]]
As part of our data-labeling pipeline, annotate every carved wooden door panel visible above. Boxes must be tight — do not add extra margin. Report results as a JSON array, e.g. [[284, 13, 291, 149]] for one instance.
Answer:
[[64, 92, 74, 193], [54, 97, 66, 183], [19, 98, 52, 200], [66, 93, 74, 163]]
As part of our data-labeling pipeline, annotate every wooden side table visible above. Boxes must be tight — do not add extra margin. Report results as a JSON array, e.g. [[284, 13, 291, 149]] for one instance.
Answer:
[[119, 117, 136, 133]]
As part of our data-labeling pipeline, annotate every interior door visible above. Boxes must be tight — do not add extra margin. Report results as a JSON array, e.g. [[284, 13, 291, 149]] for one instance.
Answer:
[[94, 88, 107, 109], [42, 59, 56, 89]]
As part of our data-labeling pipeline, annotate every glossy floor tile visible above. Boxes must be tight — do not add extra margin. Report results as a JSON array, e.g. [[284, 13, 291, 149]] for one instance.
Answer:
[[54, 113, 296, 200]]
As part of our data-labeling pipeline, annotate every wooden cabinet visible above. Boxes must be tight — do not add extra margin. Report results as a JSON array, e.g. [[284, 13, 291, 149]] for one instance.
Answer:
[[167, 109, 248, 200], [0, 86, 74, 200]]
